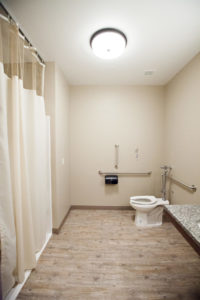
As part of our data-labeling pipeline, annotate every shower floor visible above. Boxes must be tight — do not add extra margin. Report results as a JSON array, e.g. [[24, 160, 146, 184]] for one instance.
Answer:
[[17, 209, 200, 300]]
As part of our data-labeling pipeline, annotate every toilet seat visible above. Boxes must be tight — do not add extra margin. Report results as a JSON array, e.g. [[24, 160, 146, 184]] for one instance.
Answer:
[[130, 196, 157, 206]]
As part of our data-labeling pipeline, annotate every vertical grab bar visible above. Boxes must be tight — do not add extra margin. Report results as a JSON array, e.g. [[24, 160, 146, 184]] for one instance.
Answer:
[[115, 144, 119, 169]]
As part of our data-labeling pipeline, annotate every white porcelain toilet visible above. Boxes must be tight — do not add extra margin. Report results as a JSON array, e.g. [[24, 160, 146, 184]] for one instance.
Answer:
[[130, 196, 169, 228]]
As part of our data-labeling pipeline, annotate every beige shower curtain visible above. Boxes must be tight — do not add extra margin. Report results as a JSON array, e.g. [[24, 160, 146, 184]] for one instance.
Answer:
[[0, 15, 51, 299]]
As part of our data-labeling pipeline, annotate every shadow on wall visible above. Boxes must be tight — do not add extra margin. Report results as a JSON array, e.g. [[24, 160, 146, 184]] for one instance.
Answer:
[[104, 185, 119, 195], [167, 177, 197, 203]]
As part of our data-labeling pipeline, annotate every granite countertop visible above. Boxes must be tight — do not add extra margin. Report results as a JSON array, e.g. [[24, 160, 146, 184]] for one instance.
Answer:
[[165, 205, 200, 247]]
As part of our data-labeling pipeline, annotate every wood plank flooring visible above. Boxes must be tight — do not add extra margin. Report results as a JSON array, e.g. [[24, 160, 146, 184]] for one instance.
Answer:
[[17, 209, 200, 300]]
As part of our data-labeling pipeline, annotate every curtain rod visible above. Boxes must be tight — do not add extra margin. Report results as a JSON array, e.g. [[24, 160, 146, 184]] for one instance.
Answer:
[[0, 2, 45, 65]]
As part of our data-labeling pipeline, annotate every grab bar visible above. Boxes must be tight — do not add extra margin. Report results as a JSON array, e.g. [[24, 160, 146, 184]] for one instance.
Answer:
[[114, 144, 119, 169], [98, 170, 152, 176], [167, 176, 197, 192]]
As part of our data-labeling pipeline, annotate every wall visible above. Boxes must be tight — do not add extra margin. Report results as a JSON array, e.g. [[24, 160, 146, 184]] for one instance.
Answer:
[[45, 62, 70, 229], [44, 54, 200, 212], [164, 53, 200, 204], [70, 86, 164, 206]]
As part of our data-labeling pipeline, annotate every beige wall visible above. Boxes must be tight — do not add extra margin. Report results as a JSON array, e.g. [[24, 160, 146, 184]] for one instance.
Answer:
[[44, 53, 200, 214], [164, 53, 200, 204], [70, 86, 164, 206], [45, 62, 70, 228]]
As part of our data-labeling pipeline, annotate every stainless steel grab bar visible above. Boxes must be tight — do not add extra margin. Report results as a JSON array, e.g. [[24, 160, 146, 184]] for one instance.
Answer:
[[114, 144, 119, 169], [98, 170, 152, 176], [167, 176, 197, 192]]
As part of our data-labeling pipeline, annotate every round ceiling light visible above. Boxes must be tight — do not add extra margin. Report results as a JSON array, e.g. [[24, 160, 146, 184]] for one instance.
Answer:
[[90, 28, 127, 60]]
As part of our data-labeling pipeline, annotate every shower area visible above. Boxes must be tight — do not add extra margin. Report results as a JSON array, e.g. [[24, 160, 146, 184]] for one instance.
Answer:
[[0, 7, 52, 299]]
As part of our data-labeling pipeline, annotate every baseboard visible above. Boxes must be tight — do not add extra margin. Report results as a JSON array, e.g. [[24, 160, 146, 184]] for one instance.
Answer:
[[71, 205, 132, 210], [53, 206, 72, 234]]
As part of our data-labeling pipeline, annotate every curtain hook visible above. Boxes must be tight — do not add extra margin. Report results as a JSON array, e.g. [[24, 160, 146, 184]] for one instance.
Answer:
[[8, 15, 12, 24]]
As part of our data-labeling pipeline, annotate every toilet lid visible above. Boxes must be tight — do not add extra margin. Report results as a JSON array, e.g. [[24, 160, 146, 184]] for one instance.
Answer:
[[130, 196, 157, 205]]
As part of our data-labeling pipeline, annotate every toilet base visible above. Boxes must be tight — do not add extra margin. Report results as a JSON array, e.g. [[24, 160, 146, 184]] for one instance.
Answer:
[[134, 206, 164, 228]]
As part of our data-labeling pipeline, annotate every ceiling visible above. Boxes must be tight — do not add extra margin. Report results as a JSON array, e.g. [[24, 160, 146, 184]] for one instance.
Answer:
[[2, 0, 200, 85]]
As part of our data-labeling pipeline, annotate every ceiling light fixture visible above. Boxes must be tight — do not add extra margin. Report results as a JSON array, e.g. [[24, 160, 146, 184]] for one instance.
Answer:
[[90, 28, 127, 60]]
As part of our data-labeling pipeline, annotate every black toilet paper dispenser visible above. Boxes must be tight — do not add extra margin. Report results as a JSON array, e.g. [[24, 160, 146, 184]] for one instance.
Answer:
[[105, 175, 118, 184]]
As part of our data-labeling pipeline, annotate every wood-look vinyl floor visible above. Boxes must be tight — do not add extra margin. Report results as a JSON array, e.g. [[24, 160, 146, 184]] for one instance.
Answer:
[[17, 209, 200, 300]]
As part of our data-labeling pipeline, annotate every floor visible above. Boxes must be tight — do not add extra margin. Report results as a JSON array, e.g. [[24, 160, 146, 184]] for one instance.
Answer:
[[17, 209, 200, 300]]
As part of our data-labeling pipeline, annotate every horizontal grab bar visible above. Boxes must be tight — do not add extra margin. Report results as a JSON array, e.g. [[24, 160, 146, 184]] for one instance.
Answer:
[[167, 176, 197, 192], [98, 170, 152, 176]]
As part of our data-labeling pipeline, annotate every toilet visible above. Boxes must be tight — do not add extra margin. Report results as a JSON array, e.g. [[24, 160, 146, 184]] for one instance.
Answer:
[[130, 196, 169, 228]]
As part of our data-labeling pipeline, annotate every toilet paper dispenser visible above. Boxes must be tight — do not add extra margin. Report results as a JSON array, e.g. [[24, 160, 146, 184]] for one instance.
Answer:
[[105, 175, 118, 184]]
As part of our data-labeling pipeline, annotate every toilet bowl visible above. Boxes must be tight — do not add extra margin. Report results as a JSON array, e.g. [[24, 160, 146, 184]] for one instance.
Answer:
[[130, 196, 169, 228]]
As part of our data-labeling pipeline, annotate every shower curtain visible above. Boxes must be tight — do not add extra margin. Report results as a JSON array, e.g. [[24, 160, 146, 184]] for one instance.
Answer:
[[0, 15, 51, 298]]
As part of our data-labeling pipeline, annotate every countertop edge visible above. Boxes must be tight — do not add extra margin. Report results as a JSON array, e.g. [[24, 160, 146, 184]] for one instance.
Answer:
[[164, 205, 200, 249]]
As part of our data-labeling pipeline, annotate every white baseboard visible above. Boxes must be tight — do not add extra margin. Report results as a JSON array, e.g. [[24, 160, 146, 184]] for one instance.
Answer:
[[5, 232, 52, 300]]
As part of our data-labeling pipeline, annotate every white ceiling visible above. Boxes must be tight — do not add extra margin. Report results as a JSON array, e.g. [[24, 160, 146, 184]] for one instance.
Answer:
[[2, 0, 200, 85]]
